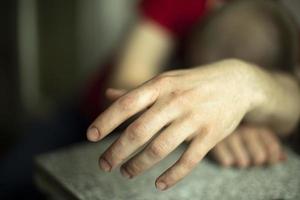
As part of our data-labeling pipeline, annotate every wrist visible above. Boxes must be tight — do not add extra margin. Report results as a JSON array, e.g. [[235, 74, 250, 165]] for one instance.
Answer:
[[227, 59, 269, 113], [238, 60, 278, 124], [192, 58, 268, 114]]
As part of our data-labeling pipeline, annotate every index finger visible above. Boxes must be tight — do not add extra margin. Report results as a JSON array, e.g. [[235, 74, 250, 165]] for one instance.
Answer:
[[87, 84, 159, 142]]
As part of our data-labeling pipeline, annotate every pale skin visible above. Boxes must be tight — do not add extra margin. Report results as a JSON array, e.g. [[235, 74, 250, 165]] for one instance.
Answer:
[[105, 90, 287, 169], [211, 124, 286, 168], [87, 20, 300, 190]]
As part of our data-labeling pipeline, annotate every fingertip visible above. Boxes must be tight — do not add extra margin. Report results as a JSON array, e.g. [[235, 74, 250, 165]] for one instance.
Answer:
[[253, 153, 266, 166], [106, 88, 116, 95], [279, 152, 287, 161], [99, 157, 111, 172], [236, 159, 249, 169], [221, 159, 233, 168], [105, 88, 116, 100], [106, 88, 125, 95], [120, 167, 132, 179], [253, 157, 265, 166], [155, 180, 168, 191], [87, 126, 101, 142]]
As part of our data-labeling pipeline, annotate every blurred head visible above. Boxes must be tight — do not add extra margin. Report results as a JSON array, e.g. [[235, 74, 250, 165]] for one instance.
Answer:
[[185, 0, 299, 71]]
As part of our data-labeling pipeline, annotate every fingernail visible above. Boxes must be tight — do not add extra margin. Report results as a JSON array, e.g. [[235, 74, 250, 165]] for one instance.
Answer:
[[156, 181, 167, 191], [87, 127, 100, 141], [120, 167, 131, 179], [99, 158, 111, 172]]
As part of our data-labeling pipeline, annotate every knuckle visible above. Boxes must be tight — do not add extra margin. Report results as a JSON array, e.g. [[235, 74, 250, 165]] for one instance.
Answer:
[[103, 147, 123, 166], [200, 124, 212, 135], [170, 91, 185, 102], [126, 123, 146, 142], [118, 94, 137, 110], [154, 74, 173, 86], [167, 90, 191, 107], [147, 143, 166, 158], [170, 90, 182, 98], [180, 156, 199, 170], [125, 161, 141, 175]]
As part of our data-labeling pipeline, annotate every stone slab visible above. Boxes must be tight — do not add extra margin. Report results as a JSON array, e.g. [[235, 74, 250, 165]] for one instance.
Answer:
[[35, 135, 300, 200]]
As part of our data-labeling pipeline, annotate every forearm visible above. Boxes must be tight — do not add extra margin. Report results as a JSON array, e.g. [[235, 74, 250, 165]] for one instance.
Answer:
[[244, 62, 300, 136], [110, 19, 174, 90]]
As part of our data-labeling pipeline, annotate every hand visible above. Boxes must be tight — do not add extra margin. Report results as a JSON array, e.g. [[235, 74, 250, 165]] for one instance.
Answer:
[[106, 90, 287, 168], [211, 124, 286, 168], [87, 59, 264, 190]]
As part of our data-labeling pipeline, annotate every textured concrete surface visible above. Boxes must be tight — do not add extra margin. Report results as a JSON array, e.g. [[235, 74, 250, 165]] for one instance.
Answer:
[[35, 135, 300, 200]]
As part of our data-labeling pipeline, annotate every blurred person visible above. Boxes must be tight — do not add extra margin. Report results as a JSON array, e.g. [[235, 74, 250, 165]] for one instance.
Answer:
[[85, 0, 300, 191]]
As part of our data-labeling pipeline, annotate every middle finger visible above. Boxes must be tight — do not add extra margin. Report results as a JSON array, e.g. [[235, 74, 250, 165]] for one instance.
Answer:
[[120, 116, 197, 178], [99, 101, 180, 171]]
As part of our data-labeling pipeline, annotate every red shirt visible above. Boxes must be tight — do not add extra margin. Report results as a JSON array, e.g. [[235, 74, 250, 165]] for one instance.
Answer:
[[140, 0, 207, 37], [80, 0, 218, 119]]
